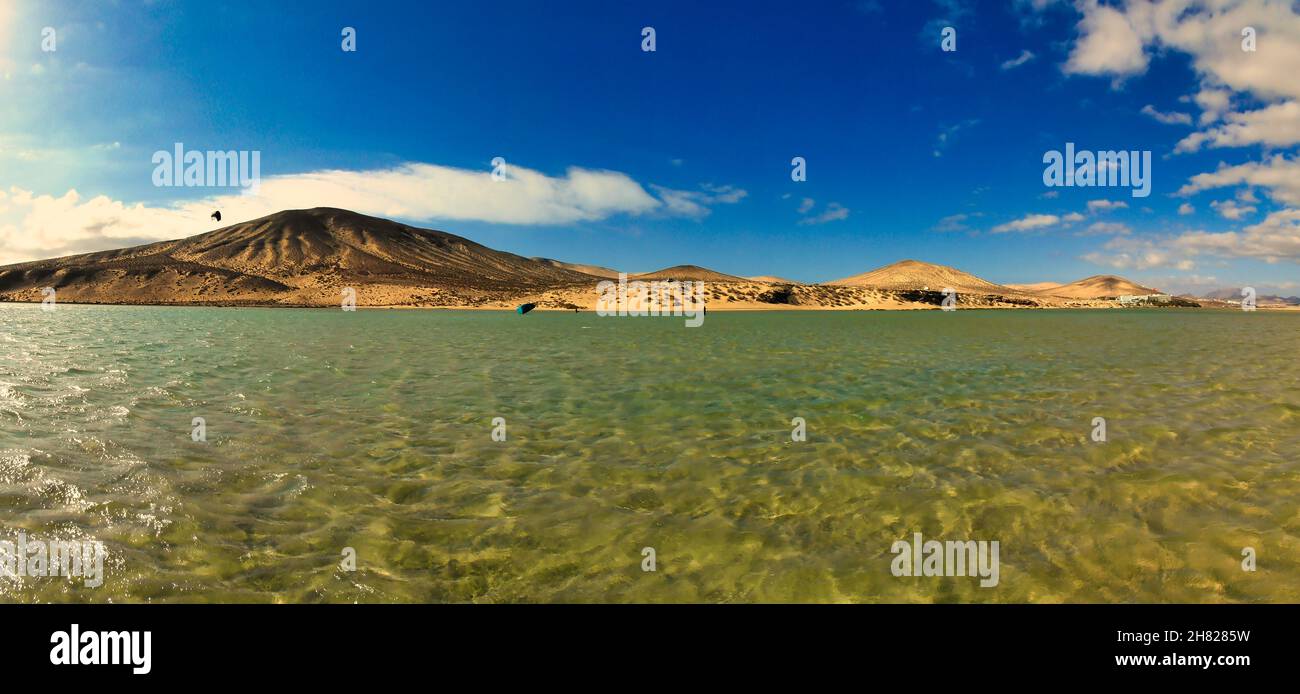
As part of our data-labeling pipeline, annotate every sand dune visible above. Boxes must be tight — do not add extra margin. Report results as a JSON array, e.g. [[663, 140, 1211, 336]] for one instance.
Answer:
[[827, 259, 1015, 295], [747, 275, 804, 284], [1033, 275, 1159, 299]]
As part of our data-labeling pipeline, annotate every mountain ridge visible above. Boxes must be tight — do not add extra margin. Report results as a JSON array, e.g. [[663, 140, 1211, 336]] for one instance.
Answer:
[[0, 208, 1203, 310]]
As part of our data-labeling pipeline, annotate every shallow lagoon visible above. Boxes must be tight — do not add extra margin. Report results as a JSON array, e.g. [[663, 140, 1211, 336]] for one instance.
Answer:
[[1, 305, 1297, 602]]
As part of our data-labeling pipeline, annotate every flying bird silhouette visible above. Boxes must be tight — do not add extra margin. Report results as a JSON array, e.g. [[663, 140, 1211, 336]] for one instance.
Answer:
[[211, 211, 221, 223]]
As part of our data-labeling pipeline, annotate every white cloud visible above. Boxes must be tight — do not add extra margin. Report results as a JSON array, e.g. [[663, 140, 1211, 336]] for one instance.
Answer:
[[1178, 202, 1195, 215], [1087, 199, 1129, 213], [1079, 221, 1132, 236], [1178, 155, 1300, 206], [1064, 1, 1300, 151], [0, 188, 202, 263], [1140, 104, 1192, 126], [700, 183, 748, 204], [933, 213, 973, 232], [0, 161, 744, 264], [1063, 3, 1147, 77], [226, 161, 666, 226], [1173, 209, 1300, 262], [797, 197, 816, 214], [1000, 50, 1036, 70], [1082, 236, 1196, 271], [1175, 100, 1300, 152], [1192, 87, 1232, 126], [1084, 208, 1300, 270], [798, 202, 850, 226], [992, 208, 1091, 233], [650, 182, 747, 218], [992, 213, 1061, 233], [1210, 199, 1256, 220]]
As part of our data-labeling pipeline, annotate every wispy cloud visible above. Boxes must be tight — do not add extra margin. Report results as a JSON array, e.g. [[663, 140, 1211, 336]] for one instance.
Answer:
[[992, 213, 1061, 233], [992, 210, 1085, 233], [650, 183, 748, 218], [790, 201, 852, 226], [1140, 104, 1192, 126], [1000, 49, 1036, 70], [933, 213, 976, 233], [933, 119, 980, 157], [1078, 221, 1131, 236]]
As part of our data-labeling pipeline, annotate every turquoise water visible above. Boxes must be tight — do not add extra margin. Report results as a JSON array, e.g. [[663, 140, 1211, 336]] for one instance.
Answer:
[[1, 304, 1298, 602]]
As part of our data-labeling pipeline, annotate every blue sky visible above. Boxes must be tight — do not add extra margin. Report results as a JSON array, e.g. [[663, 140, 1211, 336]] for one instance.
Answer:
[[2, 0, 1298, 294]]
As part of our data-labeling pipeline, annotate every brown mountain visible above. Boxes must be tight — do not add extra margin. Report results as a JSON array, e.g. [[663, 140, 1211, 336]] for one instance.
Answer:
[[827, 259, 1013, 294], [0, 208, 595, 306], [632, 265, 749, 283], [531, 257, 621, 279], [1033, 275, 1159, 299]]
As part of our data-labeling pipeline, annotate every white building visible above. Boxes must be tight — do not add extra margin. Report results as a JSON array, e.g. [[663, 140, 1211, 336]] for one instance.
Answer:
[[1119, 294, 1171, 305]]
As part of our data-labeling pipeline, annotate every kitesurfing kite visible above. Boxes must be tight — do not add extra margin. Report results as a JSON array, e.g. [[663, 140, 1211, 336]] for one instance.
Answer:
[[516, 303, 536, 315], [211, 211, 222, 222]]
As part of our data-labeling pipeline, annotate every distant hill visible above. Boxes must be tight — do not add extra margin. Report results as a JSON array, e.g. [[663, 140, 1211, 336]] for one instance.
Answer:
[[1034, 275, 1159, 299], [747, 275, 803, 284], [827, 259, 1013, 294], [531, 257, 621, 279], [0, 208, 596, 305], [1006, 281, 1062, 292], [632, 265, 749, 283], [1202, 288, 1300, 305]]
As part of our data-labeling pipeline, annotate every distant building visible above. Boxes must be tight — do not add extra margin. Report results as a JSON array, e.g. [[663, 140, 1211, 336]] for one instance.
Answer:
[[1119, 294, 1171, 305]]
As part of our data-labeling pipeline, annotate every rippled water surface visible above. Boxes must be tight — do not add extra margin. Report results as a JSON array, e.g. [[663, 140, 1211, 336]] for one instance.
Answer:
[[1, 305, 1298, 602]]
